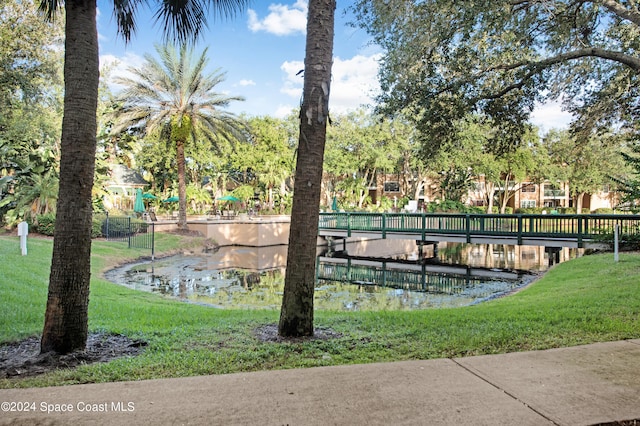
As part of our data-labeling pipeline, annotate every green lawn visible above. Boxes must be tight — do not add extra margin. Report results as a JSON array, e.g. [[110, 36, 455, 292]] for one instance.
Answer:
[[1, 234, 639, 389]]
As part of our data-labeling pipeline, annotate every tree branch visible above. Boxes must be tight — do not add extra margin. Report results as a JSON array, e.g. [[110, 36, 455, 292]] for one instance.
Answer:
[[597, 0, 640, 27]]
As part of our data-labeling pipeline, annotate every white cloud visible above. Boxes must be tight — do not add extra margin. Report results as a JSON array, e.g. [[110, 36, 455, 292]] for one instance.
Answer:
[[274, 104, 297, 118], [248, 0, 308, 36], [279, 53, 381, 114], [280, 59, 305, 98], [99, 52, 146, 92], [530, 100, 573, 132], [330, 54, 382, 113], [238, 79, 256, 87]]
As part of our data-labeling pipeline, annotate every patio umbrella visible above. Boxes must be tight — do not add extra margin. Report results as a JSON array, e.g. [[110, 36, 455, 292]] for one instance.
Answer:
[[134, 188, 145, 213], [142, 193, 157, 199], [163, 196, 179, 203], [332, 196, 338, 211], [217, 195, 241, 202]]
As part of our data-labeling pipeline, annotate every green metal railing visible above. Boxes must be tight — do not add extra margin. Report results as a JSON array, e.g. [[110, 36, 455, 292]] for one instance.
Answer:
[[319, 212, 640, 247], [103, 215, 155, 258]]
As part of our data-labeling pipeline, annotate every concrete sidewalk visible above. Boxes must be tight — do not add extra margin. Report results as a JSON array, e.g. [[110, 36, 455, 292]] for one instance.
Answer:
[[1, 339, 639, 425]]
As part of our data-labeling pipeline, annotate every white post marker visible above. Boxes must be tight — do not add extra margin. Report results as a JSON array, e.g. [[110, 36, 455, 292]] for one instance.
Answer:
[[614, 223, 619, 263], [17, 221, 28, 256]]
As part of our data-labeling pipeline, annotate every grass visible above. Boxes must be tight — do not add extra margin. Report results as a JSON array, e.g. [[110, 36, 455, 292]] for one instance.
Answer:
[[1, 233, 639, 389]]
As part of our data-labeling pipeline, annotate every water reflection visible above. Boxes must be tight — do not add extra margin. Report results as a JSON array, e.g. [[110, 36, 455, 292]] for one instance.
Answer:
[[104, 240, 582, 311]]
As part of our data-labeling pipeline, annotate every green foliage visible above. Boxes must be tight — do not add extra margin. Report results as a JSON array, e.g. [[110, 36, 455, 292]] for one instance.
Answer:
[[515, 207, 546, 215], [92, 214, 106, 238], [231, 185, 255, 204], [0, 0, 63, 228], [425, 200, 483, 214], [109, 44, 248, 227], [325, 109, 409, 209], [35, 213, 56, 236], [616, 143, 640, 212], [351, 1, 640, 155], [32, 213, 121, 238], [593, 208, 615, 214]]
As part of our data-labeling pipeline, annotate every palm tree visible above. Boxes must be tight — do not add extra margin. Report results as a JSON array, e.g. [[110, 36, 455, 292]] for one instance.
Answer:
[[278, 0, 336, 337], [111, 44, 247, 229], [38, 0, 249, 354]]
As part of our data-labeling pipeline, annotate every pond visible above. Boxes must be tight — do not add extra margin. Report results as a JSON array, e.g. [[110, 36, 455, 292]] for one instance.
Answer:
[[104, 239, 582, 311]]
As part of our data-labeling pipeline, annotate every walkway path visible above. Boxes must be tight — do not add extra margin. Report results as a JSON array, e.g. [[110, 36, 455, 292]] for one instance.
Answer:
[[1, 339, 639, 425]]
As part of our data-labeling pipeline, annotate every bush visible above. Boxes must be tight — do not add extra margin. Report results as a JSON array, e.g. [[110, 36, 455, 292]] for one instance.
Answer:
[[92, 214, 106, 238], [593, 208, 615, 214], [515, 207, 546, 214], [35, 213, 109, 238], [35, 213, 56, 236], [557, 207, 576, 214], [425, 200, 485, 214]]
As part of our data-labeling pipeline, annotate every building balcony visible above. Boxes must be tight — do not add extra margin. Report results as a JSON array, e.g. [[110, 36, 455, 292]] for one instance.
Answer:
[[544, 189, 566, 198]]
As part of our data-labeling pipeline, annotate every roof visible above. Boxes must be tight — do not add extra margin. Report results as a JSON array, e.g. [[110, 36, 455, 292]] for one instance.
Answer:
[[107, 164, 148, 188]]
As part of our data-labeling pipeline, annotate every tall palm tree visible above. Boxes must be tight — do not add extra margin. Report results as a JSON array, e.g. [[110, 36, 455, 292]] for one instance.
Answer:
[[278, 0, 336, 337], [38, 0, 249, 354], [111, 44, 247, 229]]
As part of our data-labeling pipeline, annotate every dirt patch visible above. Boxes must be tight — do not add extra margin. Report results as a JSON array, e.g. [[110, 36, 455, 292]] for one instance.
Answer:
[[0, 333, 146, 379], [254, 323, 342, 343]]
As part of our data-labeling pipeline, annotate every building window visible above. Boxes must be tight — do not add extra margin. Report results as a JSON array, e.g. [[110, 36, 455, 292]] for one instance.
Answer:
[[521, 200, 536, 208], [521, 183, 535, 193], [384, 181, 400, 192], [602, 184, 610, 193]]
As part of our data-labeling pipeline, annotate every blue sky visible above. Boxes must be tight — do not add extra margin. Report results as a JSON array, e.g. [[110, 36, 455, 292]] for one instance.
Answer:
[[96, 0, 571, 129]]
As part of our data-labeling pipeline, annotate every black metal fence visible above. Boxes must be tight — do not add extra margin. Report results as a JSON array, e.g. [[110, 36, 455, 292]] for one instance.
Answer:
[[103, 215, 155, 258]]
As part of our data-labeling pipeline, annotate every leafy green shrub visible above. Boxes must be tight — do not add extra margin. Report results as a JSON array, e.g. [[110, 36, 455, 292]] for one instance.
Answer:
[[557, 207, 576, 214], [515, 207, 546, 214], [594, 228, 640, 251], [92, 214, 106, 238], [593, 208, 615, 214], [35, 213, 56, 236], [35, 213, 109, 238], [426, 200, 484, 214]]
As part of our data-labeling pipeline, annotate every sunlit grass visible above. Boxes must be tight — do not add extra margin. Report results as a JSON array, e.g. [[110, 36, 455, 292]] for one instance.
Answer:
[[1, 234, 639, 389]]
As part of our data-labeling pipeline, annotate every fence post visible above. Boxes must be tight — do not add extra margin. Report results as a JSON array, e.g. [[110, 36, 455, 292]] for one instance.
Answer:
[[105, 212, 109, 241], [127, 216, 132, 249], [517, 214, 523, 245], [151, 222, 155, 261], [577, 216, 583, 248], [382, 213, 386, 238], [465, 214, 471, 243]]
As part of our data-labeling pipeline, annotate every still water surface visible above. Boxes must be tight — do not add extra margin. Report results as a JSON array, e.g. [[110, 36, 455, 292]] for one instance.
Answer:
[[104, 240, 581, 311]]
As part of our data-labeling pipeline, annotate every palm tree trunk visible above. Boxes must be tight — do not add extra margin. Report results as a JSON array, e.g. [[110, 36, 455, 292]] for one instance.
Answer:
[[41, 0, 99, 354], [177, 139, 188, 229], [279, 0, 335, 337]]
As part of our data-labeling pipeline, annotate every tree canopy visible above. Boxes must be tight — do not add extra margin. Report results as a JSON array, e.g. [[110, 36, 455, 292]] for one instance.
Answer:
[[351, 0, 640, 156]]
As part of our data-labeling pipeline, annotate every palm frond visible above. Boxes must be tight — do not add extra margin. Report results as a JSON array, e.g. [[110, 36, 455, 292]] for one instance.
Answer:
[[38, 0, 60, 21], [153, 0, 251, 44], [112, 0, 146, 42]]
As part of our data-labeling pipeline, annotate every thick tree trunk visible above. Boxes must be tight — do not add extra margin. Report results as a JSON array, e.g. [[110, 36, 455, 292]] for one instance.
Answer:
[[279, 0, 335, 337], [177, 139, 188, 229], [41, 0, 98, 354]]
